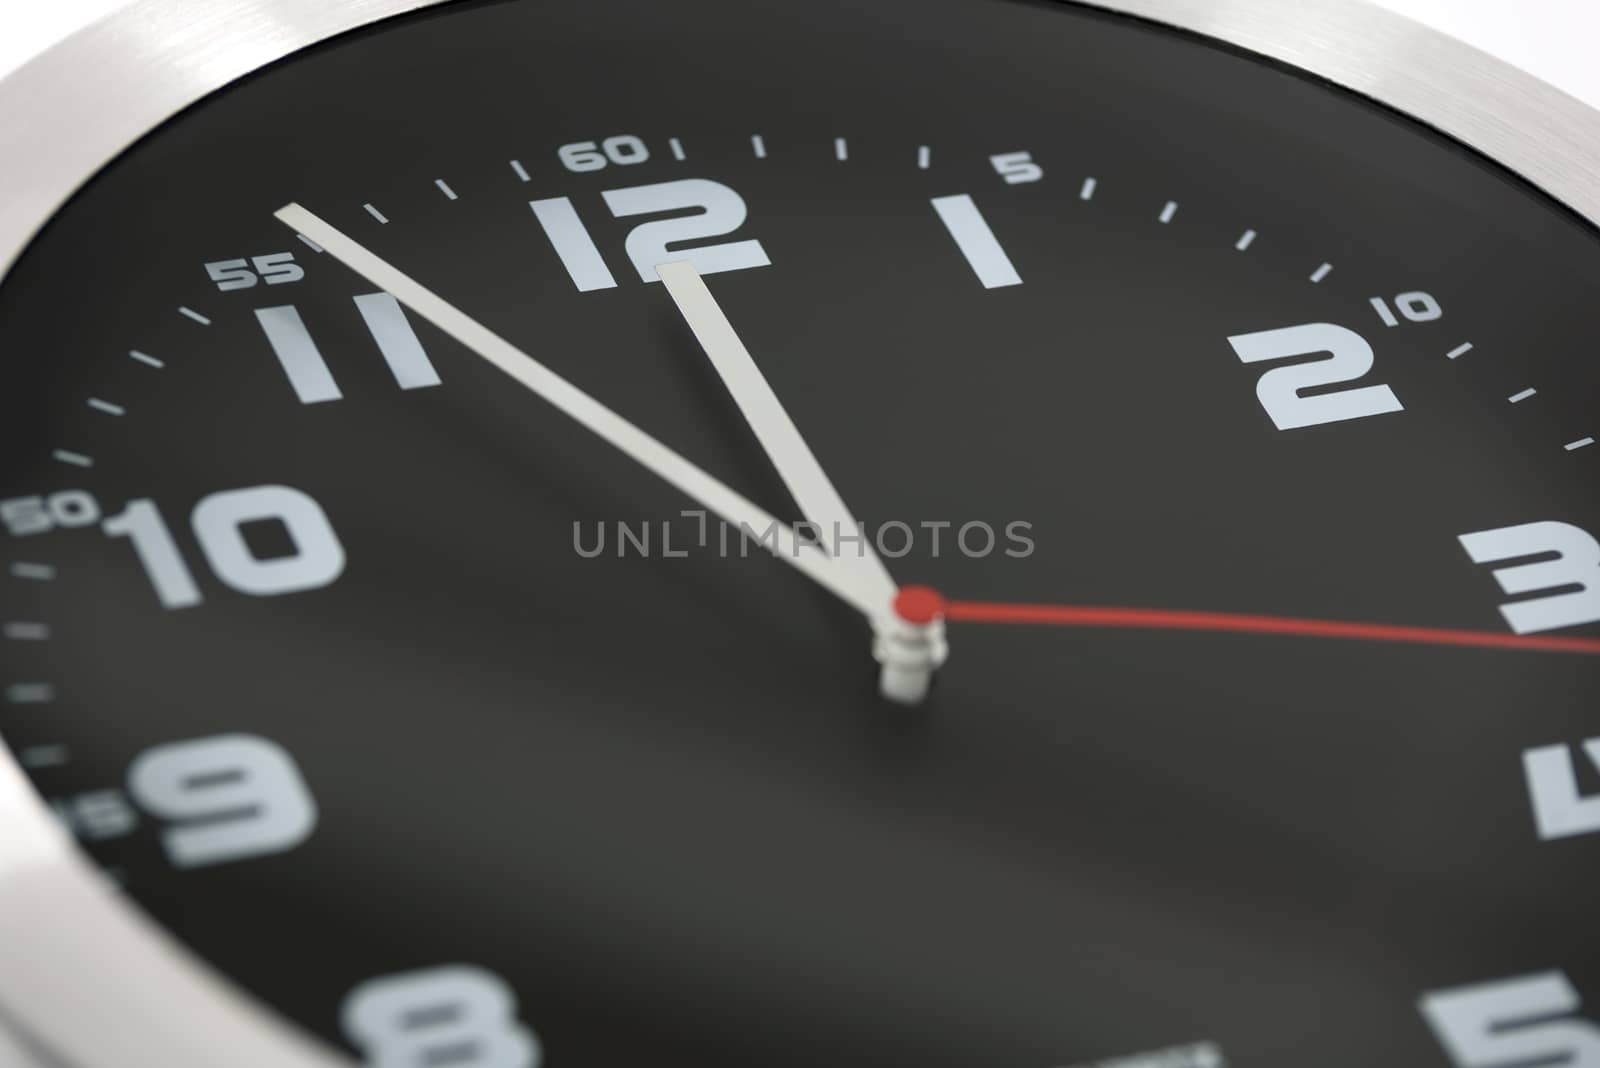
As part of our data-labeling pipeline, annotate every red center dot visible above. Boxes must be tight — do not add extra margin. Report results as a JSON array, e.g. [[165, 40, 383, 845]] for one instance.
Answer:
[[893, 585, 947, 625]]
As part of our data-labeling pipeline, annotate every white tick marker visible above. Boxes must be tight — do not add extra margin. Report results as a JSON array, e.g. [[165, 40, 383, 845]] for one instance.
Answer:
[[1447, 342, 1474, 360], [835, 137, 848, 161], [4, 622, 50, 641], [296, 233, 324, 253], [1079, 177, 1097, 201], [19, 744, 68, 768], [128, 349, 164, 368], [435, 179, 458, 201], [530, 197, 618, 292], [178, 306, 211, 325], [353, 292, 441, 389], [931, 194, 1023, 289], [1236, 230, 1258, 251], [256, 306, 343, 404], [364, 203, 389, 224], [1159, 201, 1179, 224], [1310, 262, 1334, 283], [52, 450, 92, 468], [87, 398, 125, 416], [751, 135, 767, 159], [5, 683, 55, 704], [9, 563, 55, 581], [1567, 437, 1596, 452], [918, 145, 931, 170], [510, 160, 531, 182], [669, 138, 686, 161], [1508, 388, 1538, 404]]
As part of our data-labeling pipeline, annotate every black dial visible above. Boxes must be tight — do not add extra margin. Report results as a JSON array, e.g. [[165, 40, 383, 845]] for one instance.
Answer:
[[2, 1, 1598, 1065]]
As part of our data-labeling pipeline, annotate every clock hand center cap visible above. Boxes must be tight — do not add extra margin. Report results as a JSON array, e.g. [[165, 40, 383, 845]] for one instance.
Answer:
[[876, 585, 950, 705], [893, 584, 947, 625]]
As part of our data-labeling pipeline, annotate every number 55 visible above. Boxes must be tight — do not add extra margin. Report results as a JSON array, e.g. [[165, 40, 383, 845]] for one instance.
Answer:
[[1421, 972, 1600, 1066], [204, 252, 304, 291]]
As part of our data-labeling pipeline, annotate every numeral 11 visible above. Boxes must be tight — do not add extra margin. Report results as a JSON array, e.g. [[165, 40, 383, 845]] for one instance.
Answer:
[[256, 291, 441, 405]]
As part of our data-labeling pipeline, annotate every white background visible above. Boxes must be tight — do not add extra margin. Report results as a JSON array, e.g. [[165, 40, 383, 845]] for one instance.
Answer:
[[2, 0, 1600, 106]]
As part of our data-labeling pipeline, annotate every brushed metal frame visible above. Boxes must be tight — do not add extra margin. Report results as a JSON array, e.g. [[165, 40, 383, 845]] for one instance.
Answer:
[[1, 0, 1597, 1064]]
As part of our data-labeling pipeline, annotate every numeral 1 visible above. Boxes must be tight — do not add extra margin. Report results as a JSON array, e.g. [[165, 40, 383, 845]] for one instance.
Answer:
[[102, 499, 203, 609], [530, 196, 619, 292], [931, 194, 1023, 289]]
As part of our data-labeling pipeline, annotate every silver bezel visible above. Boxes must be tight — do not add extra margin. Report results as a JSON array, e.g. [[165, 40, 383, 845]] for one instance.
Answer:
[[1, 1, 1597, 1063]]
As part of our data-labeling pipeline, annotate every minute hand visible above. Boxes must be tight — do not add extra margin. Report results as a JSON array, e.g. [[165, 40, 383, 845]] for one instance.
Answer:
[[656, 261, 899, 609], [275, 203, 883, 622]]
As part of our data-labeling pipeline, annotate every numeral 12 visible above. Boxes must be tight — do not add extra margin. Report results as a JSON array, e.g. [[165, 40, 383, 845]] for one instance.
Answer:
[[532, 177, 770, 291]]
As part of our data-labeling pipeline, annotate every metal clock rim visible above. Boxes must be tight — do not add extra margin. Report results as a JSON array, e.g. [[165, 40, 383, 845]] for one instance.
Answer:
[[0, 0, 1597, 1064]]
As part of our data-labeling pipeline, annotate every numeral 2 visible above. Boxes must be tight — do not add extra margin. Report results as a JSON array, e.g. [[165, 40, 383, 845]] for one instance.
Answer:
[[1227, 322, 1403, 430]]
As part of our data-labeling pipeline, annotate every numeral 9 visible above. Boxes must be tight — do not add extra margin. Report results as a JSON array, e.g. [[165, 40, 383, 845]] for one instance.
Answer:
[[127, 734, 317, 868]]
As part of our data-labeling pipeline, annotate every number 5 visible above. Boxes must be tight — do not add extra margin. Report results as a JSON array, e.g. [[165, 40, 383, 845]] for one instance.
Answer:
[[1421, 972, 1600, 1067]]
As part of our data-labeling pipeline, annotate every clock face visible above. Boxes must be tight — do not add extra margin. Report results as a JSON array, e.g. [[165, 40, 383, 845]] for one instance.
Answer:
[[2, 0, 1599, 1064]]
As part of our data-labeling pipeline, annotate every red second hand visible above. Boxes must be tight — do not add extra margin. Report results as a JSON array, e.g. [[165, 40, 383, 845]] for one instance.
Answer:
[[889, 586, 1600, 656]]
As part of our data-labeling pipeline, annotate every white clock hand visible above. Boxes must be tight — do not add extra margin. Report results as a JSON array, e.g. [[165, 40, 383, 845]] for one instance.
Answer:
[[655, 260, 900, 610], [655, 261, 944, 703], [274, 203, 885, 623]]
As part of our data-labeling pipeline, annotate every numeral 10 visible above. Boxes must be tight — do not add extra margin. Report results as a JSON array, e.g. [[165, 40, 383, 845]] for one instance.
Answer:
[[102, 485, 345, 608], [1370, 290, 1442, 327]]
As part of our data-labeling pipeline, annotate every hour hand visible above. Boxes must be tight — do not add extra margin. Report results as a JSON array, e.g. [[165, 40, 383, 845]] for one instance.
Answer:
[[655, 262, 943, 703], [655, 261, 900, 609]]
